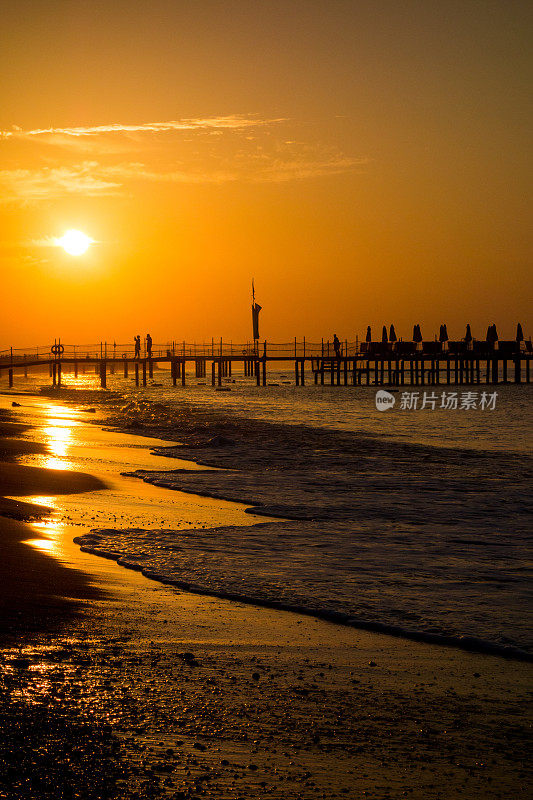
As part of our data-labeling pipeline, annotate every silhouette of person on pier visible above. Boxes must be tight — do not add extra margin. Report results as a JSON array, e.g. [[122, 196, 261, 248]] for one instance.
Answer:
[[333, 334, 341, 359], [146, 333, 153, 358], [134, 335, 141, 359]]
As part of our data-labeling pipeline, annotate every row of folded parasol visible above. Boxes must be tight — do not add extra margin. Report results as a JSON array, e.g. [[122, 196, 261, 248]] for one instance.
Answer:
[[365, 323, 525, 344]]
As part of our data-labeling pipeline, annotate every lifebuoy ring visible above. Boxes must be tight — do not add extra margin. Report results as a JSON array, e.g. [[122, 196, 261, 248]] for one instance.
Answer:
[[51, 344, 65, 356]]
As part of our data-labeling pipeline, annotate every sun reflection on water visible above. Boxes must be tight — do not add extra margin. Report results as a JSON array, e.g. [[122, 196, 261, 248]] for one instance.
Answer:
[[36, 404, 83, 470], [23, 514, 63, 558]]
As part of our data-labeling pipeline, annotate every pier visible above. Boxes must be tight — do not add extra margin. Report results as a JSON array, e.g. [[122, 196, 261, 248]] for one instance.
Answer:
[[0, 337, 531, 389]]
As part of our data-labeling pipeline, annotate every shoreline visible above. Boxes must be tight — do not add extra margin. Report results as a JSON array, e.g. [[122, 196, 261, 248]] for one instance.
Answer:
[[0, 391, 532, 798], [0, 407, 107, 639], [53, 386, 532, 660]]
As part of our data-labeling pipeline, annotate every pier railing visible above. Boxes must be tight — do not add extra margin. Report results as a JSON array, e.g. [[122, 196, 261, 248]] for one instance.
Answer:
[[1, 338, 531, 365]]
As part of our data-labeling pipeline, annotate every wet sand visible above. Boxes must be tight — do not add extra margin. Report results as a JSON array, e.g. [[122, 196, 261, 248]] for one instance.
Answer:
[[0, 396, 531, 798], [0, 410, 106, 636]]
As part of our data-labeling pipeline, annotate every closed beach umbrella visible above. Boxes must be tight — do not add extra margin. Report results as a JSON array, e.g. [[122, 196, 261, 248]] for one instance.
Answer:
[[366, 326, 372, 343], [465, 324, 472, 343], [516, 323, 524, 342], [439, 324, 448, 343], [389, 324, 397, 342], [487, 324, 498, 343], [413, 324, 423, 343], [382, 325, 388, 343]]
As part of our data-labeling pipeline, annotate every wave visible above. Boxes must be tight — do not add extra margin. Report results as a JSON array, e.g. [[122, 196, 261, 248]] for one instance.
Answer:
[[74, 517, 533, 662]]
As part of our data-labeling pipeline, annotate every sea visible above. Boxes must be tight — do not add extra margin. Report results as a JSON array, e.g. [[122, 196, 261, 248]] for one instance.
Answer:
[[2, 365, 532, 659]]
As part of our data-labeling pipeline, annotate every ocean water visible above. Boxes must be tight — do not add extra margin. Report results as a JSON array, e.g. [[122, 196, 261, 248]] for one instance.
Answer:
[[5, 365, 532, 451], [2, 368, 533, 658]]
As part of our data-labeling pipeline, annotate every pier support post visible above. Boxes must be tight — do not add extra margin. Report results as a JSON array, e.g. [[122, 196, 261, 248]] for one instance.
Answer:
[[300, 359, 305, 386], [74, 361, 78, 378], [295, 360, 300, 386], [491, 357, 499, 384], [52, 363, 57, 387], [262, 357, 266, 386], [502, 359, 508, 383], [135, 363, 139, 387], [148, 358, 153, 379], [124, 360, 128, 379], [211, 361, 216, 386], [256, 361, 260, 386], [8, 368, 13, 388], [514, 356, 521, 384], [181, 359, 186, 386], [57, 361, 62, 388], [526, 358, 530, 383], [344, 358, 348, 385], [100, 361, 106, 389], [142, 360, 147, 387]]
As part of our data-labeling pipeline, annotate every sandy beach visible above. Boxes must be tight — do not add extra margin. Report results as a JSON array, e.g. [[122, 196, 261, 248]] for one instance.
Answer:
[[0, 393, 531, 799]]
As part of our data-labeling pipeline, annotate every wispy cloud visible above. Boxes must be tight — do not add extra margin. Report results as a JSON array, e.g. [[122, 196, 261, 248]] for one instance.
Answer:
[[0, 162, 121, 201], [105, 155, 367, 185], [1, 115, 285, 141], [0, 149, 366, 201]]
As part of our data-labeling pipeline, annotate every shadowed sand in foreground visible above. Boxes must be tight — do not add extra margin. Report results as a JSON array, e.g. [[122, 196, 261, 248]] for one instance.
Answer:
[[0, 400, 531, 799], [0, 413, 106, 635]]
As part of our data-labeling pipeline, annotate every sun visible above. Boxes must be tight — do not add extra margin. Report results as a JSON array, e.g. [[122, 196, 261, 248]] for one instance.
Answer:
[[56, 229, 93, 256]]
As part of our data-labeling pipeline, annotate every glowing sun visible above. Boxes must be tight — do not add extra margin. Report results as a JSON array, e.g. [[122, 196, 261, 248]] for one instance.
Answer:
[[56, 229, 93, 256]]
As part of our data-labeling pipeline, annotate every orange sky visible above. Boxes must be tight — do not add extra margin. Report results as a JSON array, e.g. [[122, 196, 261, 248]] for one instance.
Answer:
[[1, 0, 531, 348]]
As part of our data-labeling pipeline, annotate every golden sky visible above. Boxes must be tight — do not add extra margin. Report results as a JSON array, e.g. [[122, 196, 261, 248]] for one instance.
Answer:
[[1, 0, 531, 347]]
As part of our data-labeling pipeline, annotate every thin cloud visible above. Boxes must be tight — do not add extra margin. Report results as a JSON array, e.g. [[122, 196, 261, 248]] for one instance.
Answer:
[[253, 156, 368, 182], [1, 115, 286, 141], [0, 152, 365, 201], [105, 156, 367, 185], [0, 162, 121, 201]]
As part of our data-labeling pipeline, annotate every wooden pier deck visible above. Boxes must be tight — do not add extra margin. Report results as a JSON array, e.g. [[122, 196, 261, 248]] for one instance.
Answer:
[[0, 339, 531, 389]]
